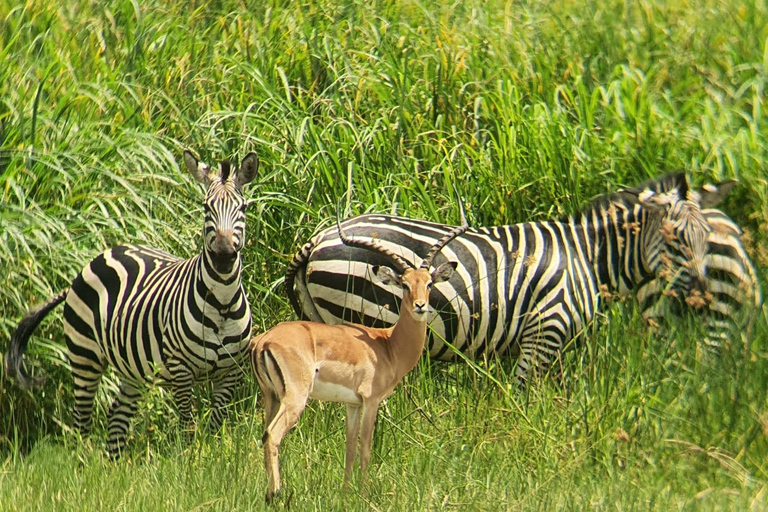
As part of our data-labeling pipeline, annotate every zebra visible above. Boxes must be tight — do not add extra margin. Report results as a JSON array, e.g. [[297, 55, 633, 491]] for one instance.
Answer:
[[637, 206, 762, 349], [5, 149, 259, 455], [285, 172, 739, 383]]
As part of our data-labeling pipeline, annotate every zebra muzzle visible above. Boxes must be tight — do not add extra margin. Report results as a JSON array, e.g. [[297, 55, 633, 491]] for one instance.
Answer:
[[210, 231, 238, 273]]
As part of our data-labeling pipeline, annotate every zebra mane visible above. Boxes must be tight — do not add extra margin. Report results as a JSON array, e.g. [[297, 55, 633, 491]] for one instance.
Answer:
[[570, 172, 690, 221], [623, 171, 689, 198], [219, 161, 232, 183]]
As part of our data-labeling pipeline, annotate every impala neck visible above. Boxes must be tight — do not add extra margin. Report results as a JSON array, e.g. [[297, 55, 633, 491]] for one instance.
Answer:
[[387, 308, 429, 381]]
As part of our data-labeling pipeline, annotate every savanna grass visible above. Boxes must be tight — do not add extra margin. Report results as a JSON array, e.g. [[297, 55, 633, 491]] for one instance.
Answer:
[[1, 0, 767, 510]]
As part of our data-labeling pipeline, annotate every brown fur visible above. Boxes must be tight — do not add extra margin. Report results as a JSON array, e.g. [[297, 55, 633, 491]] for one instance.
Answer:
[[251, 263, 456, 502]]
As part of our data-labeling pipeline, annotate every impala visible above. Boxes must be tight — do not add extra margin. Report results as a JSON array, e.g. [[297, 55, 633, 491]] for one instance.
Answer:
[[250, 220, 469, 502]]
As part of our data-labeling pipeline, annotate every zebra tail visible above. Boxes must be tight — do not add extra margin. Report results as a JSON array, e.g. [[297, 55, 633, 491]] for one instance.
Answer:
[[5, 289, 68, 389], [284, 240, 315, 320]]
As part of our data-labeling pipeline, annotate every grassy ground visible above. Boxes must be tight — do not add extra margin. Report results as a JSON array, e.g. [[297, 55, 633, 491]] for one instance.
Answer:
[[1, 0, 767, 510]]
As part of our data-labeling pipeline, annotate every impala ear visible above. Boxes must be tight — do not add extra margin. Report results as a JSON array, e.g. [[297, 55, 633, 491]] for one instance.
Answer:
[[184, 149, 212, 186], [432, 261, 457, 283], [698, 179, 737, 208], [236, 152, 260, 188], [372, 265, 401, 287]]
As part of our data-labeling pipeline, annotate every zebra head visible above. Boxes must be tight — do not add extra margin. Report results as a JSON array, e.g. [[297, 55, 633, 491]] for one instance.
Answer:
[[637, 175, 737, 307], [184, 150, 260, 275]]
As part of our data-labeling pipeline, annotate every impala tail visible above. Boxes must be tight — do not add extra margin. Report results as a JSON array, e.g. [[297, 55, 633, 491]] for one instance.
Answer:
[[5, 289, 68, 389]]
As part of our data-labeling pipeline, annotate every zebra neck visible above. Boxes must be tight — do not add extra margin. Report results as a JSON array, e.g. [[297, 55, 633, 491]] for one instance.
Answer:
[[585, 203, 654, 294], [196, 253, 244, 308], [386, 312, 428, 379]]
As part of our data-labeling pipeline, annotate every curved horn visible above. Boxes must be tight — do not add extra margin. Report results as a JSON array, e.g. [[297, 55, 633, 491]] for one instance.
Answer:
[[337, 218, 412, 273], [420, 221, 470, 269]]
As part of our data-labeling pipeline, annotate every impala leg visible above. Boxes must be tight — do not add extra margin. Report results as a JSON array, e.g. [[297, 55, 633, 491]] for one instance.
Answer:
[[263, 396, 305, 503], [358, 400, 381, 482], [344, 404, 362, 486], [262, 389, 279, 429]]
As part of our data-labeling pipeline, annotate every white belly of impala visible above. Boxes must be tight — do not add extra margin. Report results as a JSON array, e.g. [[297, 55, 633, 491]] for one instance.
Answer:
[[310, 378, 362, 405]]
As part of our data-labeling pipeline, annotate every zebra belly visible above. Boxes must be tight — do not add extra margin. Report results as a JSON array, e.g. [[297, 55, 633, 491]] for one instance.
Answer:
[[63, 246, 182, 382], [301, 214, 602, 362], [302, 215, 515, 361], [65, 245, 252, 381]]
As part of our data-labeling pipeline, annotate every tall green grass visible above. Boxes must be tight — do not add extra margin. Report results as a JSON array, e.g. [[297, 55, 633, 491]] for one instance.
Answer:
[[1, 0, 767, 510]]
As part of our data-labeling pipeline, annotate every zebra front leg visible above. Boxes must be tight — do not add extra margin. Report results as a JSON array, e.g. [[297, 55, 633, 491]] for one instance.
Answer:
[[515, 334, 564, 387], [106, 381, 142, 458], [170, 366, 196, 434], [208, 372, 243, 432]]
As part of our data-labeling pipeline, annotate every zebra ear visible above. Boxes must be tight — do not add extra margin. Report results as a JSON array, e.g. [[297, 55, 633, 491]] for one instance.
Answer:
[[184, 150, 212, 186], [698, 179, 737, 209], [236, 152, 260, 188], [668, 171, 689, 198], [638, 189, 676, 211], [372, 265, 402, 287]]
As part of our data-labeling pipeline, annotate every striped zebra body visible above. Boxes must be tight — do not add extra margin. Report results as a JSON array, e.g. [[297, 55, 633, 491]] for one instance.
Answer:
[[6, 150, 260, 455], [287, 173, 736, 382], [638, 208, 762, 348]]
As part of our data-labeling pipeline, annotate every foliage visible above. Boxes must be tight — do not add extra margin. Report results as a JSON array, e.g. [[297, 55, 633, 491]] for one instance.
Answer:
[[1, 0, 767, 510]]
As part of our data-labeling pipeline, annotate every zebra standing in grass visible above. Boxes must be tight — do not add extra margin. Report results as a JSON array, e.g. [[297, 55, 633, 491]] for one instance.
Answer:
[[5, 149, 259, 455], [638, 206, 762, 349], [286, 173, 739, 383]]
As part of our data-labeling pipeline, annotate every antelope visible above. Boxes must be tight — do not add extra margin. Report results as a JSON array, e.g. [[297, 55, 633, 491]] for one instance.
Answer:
[[250, 220, 469, 502]]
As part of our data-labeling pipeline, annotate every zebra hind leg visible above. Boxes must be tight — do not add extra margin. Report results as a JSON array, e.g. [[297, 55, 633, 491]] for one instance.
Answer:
[[71, 372, 104, 438], [106, 381, 142, 458]]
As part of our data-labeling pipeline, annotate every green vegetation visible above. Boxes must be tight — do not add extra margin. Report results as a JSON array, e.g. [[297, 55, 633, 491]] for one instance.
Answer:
[[1, 0, 767, 510]]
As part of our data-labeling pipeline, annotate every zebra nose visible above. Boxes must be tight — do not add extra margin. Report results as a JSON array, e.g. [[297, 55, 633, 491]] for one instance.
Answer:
[[213, 230, 236, 257]]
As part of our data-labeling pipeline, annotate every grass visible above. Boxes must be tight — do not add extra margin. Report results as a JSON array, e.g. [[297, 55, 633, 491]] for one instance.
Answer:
[[1, 0, 767, 510]]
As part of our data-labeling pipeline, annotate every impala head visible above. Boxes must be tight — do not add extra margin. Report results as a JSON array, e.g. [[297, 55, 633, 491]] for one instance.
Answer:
[[184, 149, 260, 275], [637, 175, 736, 305], [372, 262, 458, 319], [338, 217, 469, 320]]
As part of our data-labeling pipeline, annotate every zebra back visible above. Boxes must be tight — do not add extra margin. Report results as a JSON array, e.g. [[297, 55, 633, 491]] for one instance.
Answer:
[[286, 173, 746, 367]]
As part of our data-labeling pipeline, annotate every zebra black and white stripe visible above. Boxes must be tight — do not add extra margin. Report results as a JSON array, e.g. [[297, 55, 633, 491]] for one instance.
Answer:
[[5, 149, 259, 455], [638, 207, 762, 348], [286, 173, 740, 383]]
